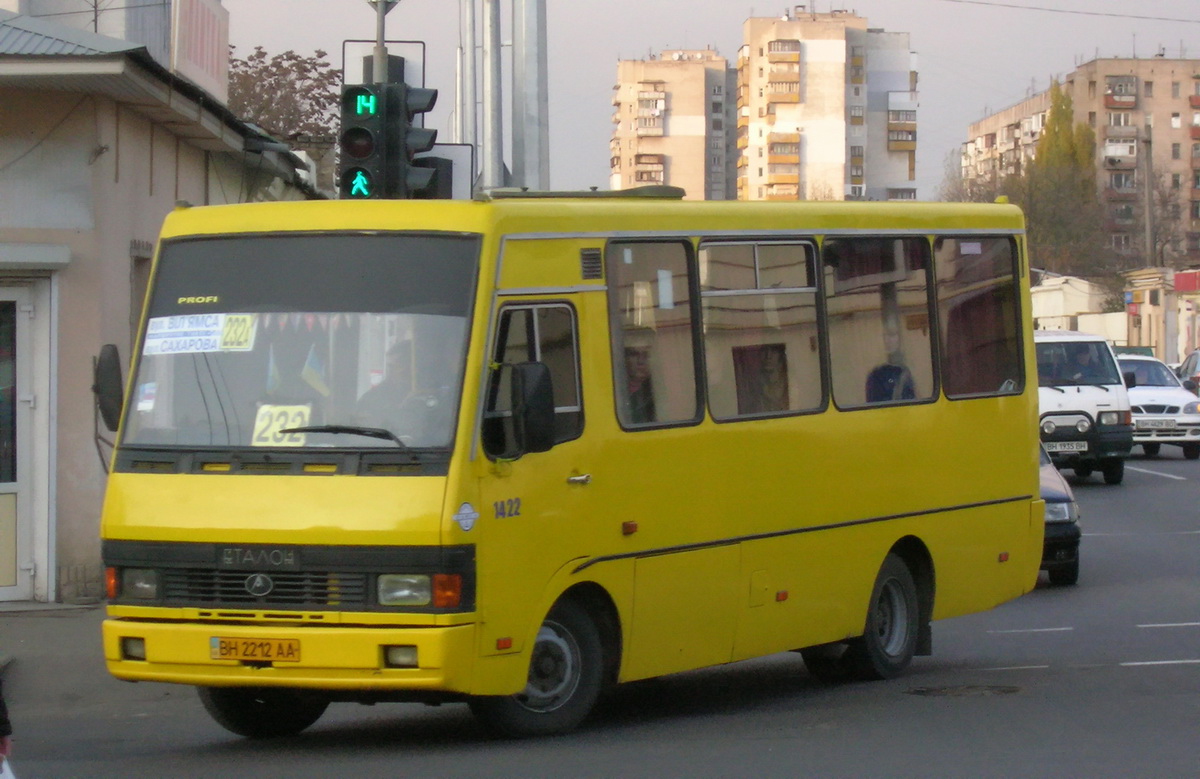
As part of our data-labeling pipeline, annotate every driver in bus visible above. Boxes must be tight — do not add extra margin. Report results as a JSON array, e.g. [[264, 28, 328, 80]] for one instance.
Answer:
[[357, 340, 414, 431]]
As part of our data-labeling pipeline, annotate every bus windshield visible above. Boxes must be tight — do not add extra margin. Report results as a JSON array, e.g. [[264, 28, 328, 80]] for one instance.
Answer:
[[122, 233, 480, 450]]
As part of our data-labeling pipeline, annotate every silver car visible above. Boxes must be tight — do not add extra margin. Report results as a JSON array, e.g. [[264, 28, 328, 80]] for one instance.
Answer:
[[1118, 355, 1200, 459]]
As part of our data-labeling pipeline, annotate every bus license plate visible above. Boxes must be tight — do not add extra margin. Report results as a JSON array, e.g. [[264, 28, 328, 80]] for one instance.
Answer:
[[1044, 441, 1087, 452], [1136, 419, 1175, 430], [210, 637, 301, 662]]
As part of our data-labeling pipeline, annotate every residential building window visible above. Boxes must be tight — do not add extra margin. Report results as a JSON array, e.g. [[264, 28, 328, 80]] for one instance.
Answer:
[[1110, 172, 1136, 190], [888, 130, 917, 142], [711, 102, 723, 115], [1108, 112, 1133, 127], [850, 165, 864, 177], [1174, 143, 1182, 160], [713, 85, 723, 95], [1144, 81, 1154, 97], [1088, 111, 1096, 127], [768, 39, 802, 53], [769, 143, 800, 155], [849, 65, 864, 82], [1088, 81, 1096, 98], [712, 117, 724, 131], [1112, 204, 1135, 222], [888, 110, 917, 122], [849, 185, 865, 198], [850, 145, 864, 159], [1193, 171, 1200, 189], [1111, 233, 1131, 251], [887, 189, 917, 200], [850, 106, 865, 118], [1173, 113, 1182, 129], [1173, 81, 1182, 98], [1192, 201, 1200, 220], [1194, 112, 1200, 127], [1173, 173, 1182, 189]]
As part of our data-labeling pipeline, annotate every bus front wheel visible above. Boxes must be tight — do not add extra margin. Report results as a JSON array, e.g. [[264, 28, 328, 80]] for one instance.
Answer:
[[197, 686, 328, 738], [469, 599, 604, 737]]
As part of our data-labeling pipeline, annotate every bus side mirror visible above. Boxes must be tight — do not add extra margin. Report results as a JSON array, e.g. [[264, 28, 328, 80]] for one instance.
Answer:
[[1123, 370, 1137, 389], [511, 361, 555, 455], [93, 344, 124, 432]]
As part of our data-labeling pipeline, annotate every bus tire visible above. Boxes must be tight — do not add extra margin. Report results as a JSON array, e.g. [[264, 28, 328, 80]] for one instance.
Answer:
[[1101, 458, 1124, 485], [847, 553, 919, 680], [469, 600, 603, 738], [197, 686, 328, 738]]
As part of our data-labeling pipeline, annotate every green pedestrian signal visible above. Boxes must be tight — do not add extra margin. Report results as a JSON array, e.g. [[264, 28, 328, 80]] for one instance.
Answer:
[[338, 84, 387, 199]]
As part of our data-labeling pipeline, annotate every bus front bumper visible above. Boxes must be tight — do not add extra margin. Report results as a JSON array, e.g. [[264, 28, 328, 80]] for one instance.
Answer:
[[103, 618, 478, 693]]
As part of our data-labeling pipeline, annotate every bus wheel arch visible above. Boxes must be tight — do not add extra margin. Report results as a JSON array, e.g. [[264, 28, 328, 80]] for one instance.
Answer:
[[889, 536, 934, 657], [469, 584, 620, 737]]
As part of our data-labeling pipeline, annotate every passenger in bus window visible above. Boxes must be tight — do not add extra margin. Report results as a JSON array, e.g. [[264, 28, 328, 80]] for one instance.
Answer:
[[624, 346, 656, 423], [865, 315, 916, 403]]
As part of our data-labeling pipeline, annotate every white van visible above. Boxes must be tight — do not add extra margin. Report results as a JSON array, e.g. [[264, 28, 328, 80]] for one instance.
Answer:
[[1034, 331, 1134, 484]]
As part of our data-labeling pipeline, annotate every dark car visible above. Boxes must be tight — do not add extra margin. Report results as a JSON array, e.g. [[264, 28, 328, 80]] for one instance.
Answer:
[[1041, 445, 1081, 586]]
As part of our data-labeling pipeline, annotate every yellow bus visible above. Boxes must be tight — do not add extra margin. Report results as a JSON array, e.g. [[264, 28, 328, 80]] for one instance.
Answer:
[[95, 188, 1043, 738]]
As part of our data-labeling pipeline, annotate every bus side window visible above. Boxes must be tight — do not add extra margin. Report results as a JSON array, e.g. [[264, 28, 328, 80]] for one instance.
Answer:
[[607, 241, 701, 429], [483, 305, 582, 458], [935, 237, 1023, 397], [823, 237, 935, 407]]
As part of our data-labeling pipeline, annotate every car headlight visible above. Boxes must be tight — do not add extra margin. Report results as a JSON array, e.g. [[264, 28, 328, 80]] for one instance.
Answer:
[[378, 574, 432, 606], [1041, 420, 1057, 435], [1098, 410, 1130, 425], [1044, 500, 1079, 523], [1184, 401, 1200, 415], [122, 568, 160, 599], [1076, 418, 1092, 433]]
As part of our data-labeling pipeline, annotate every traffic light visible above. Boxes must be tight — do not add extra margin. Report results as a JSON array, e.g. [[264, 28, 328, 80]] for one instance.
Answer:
[[338, 83, 387, 199], [385, 82, 439, 198]]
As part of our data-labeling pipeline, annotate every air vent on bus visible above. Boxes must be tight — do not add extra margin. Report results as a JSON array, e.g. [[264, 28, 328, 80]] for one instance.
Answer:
[[580, 248, 603, 280]]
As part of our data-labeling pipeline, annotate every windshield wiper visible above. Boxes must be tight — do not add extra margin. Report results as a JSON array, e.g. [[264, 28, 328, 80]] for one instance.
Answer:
[[1041, 383, 1066, 393], [279, 425, 409, 449]]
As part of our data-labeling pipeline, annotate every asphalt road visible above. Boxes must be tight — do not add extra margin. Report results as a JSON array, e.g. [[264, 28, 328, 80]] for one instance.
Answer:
[[2, 449, 1197, 778]]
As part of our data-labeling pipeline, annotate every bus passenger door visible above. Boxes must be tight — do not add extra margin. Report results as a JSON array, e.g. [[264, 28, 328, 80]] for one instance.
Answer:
[[476, 302, 595, 656]]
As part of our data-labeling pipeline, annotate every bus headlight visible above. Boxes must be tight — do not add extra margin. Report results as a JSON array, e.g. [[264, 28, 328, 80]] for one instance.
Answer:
[[378, 574, 432, 606], [123, 568, 160, 600]]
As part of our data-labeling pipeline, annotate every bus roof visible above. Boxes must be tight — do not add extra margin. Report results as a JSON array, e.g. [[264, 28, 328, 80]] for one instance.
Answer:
[[158, 196, 1026, 242]]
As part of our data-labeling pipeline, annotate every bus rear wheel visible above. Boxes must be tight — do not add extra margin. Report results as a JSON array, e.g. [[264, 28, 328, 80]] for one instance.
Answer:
[[801, 554, 919, 683], [197, 686, 328, 738], [469, 600, 603, 737]]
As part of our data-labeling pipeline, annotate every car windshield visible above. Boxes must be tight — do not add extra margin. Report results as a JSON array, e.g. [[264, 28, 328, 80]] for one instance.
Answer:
[[122, 232, 480, 450], [1119, 358, 1179, 388], [1035, 341, 1121, 386]]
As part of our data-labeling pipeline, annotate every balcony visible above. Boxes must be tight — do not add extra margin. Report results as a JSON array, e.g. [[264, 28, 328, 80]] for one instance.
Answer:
[[1190, 95, 1200, 109], [1103, 156, 1137, 170], [1192, 126, 1200, 141], [888, 140, 917, 152], [1105, 187, 1138, 201], [1105, 125, 1139, 139], [1104, 93, 1137, 109]]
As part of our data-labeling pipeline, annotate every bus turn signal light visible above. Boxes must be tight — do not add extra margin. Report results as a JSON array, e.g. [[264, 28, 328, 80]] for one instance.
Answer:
[[432, 574, 462, 609]]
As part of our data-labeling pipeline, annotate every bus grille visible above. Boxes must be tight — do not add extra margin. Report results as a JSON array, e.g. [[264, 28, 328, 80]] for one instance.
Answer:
[[161, 569, 369, 608]]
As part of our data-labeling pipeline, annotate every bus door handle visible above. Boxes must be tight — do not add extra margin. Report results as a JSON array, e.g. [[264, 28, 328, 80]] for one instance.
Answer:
[[567, 473, 592, 486]]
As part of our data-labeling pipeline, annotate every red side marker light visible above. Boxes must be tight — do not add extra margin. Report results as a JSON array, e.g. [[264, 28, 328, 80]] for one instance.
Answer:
[[496, 637, 513, 650], [998, 552, 1010, 563], [622, 521, 638, 536], [775, 591, 789, 602]]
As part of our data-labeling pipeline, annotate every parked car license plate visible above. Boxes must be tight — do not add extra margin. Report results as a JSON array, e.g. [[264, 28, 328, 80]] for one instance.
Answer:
[[1044, 441, 1088, 452], [210, 637, 301, 662], [1136, 419, 1176, 429]]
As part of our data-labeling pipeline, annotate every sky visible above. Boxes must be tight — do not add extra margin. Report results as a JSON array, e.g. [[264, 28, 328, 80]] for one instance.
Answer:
[[223, 0, 1200, 198]]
